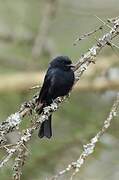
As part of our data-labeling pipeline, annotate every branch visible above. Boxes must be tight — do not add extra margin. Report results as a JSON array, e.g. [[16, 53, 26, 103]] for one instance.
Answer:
[[51, 92, 119, 180], [13, 145, 27, 180], [73, 25, 103, 45], [0, 97, 63, 168], [0, 16, 119, 179], [0, 94, 38, 145], [0, 15, 119, 147]]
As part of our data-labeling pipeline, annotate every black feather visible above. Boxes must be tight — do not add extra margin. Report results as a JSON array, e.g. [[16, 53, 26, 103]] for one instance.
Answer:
[[38, 115, 52, 138], [37, 56, 75, 138]]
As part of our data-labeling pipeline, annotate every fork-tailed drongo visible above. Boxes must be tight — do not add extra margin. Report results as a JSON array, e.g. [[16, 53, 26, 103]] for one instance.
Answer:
[[37, 56, 75, 138]]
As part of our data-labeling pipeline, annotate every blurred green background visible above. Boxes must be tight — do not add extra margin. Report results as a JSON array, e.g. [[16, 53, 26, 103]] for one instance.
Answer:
[[0, 0, 119, 180]]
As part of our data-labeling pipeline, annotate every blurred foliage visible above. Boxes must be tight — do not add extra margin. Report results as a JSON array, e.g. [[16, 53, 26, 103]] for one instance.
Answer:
[[0, 0, 119, 180]]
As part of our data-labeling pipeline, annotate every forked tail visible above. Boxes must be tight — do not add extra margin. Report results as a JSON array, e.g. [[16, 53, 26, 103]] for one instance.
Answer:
[[38, 115, 52, 138]]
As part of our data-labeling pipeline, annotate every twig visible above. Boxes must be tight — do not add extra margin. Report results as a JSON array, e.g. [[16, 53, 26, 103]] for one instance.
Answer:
[[29, 85, 41, 90], [73, 15, 115, 46], [94, 15, 113, 29], [73, 25, 103, 45], [0, 97, 63, 168], [51, 93, 119, 180], [0, 148, 16, 168], [73, 17, 119, 72], [13, 145, 27, 180], [0, 93, 39, 145], [107, 16, 119, 24], [0, 113, 21, 145], [109, 42, 119, 50]]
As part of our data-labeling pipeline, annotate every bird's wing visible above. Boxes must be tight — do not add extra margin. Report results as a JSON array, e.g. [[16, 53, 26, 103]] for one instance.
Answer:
[[38, 69, 51, 103]]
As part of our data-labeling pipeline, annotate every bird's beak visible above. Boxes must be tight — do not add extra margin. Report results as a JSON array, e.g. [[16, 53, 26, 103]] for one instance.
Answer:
[[66, 64, 75, 68]]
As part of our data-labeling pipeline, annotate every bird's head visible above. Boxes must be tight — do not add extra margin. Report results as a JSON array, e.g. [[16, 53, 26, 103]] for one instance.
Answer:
[[50, 56, 74, 70]]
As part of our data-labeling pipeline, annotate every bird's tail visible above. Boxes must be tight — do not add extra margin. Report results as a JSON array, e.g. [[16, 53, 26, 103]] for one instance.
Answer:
[[38, 115, 52, 138]]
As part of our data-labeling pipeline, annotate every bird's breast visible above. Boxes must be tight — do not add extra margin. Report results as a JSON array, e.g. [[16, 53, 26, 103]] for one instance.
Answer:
[[49, 68, 74, 98]]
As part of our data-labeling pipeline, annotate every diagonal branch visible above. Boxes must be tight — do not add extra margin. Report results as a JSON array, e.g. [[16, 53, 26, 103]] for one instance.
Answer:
[[0, 17, 119, 145], [51, 92, 119, 180], [0, 17, 119, 179], [0, 17, 118, 141]]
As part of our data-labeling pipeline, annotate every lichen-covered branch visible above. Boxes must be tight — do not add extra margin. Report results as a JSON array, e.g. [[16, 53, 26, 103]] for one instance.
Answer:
[[1, 17, 118, 138], [13, 145, 27, 180], [0, 97, 63, 169], [51, 92, 119, 180], [0, 16, 119, 179], [0, 94, 37, 145]]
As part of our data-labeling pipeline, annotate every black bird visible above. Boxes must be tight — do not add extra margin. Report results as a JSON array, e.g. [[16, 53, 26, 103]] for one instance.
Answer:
[[37, 56, 75, 138]]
